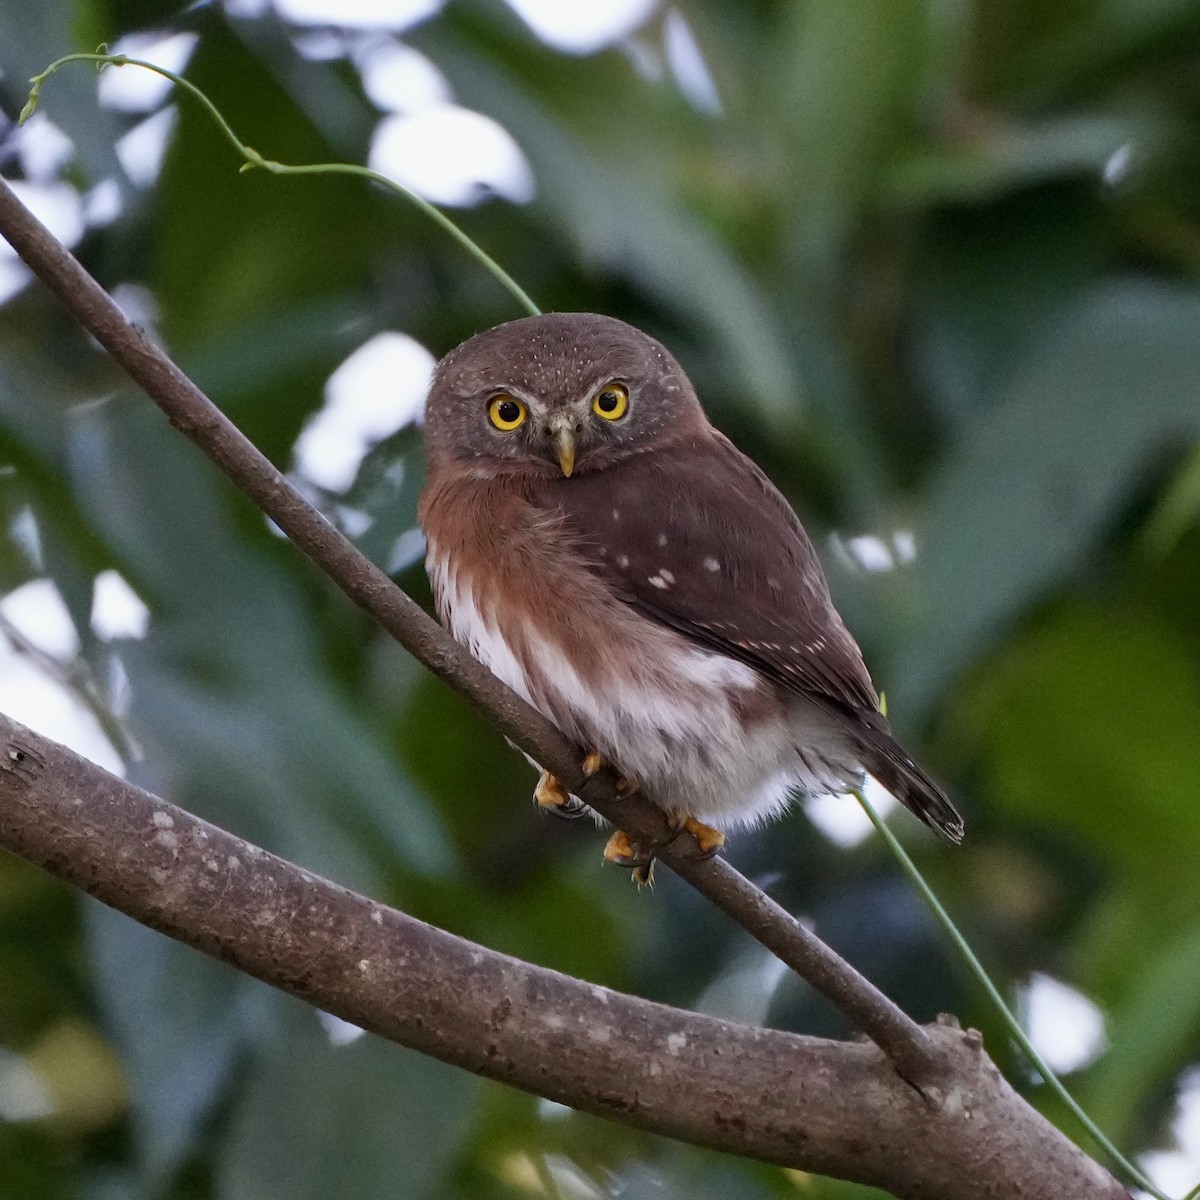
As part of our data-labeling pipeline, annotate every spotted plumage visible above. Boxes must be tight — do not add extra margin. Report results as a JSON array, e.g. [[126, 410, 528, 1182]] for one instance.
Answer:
[[419, 312, 963, 859]]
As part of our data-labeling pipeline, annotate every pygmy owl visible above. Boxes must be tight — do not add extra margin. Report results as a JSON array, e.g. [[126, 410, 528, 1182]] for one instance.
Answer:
[[419, 313, 963, 877]]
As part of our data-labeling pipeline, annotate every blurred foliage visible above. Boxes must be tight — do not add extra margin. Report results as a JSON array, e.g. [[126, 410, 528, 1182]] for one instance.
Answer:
[[1, 0, 1200, 1197]]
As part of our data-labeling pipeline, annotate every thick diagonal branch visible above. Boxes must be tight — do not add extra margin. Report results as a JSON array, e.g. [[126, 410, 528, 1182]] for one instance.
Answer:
[[0, 713, 1125, 1199], [0, 174, 939, 1082]]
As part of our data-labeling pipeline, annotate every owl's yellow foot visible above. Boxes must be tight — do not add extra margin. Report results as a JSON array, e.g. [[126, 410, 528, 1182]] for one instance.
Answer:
[[602, 828, 647, 866], [665, 810, 726, 859], [581, 751, 637, 796], [534, 770, 586, 820], [602, 812, 723, 885], [602, 829, 656, 886]]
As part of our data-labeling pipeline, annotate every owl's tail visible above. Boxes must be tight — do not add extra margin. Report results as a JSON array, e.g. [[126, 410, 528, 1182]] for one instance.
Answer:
[[853, 721, 964, 845]]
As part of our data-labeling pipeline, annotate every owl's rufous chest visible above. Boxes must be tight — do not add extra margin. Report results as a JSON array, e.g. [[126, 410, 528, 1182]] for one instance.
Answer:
[[419, 469, 595, 639], [419, 465, 762, 742], [419, 468, 618, 711]]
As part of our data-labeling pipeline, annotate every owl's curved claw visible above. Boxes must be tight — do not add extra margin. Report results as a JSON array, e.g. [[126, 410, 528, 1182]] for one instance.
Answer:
[[631, 860, 655, 887], [603, 830, 656, 886], [665, 810, 726, 860], [547, 799, 588, 820], [534, 771, 587, 819]]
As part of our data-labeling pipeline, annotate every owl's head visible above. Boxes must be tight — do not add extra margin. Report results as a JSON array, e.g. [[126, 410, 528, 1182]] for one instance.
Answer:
[[423, 313, 708, 477]]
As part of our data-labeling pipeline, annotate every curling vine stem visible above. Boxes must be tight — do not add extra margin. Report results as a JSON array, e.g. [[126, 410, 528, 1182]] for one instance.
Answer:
[[20, 52, 541, 318]]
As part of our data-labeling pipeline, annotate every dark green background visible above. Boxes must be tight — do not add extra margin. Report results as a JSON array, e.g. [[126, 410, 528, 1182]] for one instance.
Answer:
[[2, 1, 1200, 1197]]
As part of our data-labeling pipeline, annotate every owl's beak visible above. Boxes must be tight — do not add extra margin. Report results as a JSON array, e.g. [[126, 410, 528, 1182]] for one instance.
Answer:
[[556, 433, 576, 478], [545, 415, 577, 477]]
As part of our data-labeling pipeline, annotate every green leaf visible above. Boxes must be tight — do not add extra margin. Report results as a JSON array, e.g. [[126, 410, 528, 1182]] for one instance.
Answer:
[[154, 18, 378, 351], [1141, 442, 1200, 559], [1081, 917, 1200, 1142], [86, 904, 270, 1184], [64, 397, 456, 882], [887, 113, 1155, 207], [217, 1004, 478, 1200], [770, 0, 928, 287], [967, 603, 1200, 872], [898, 281, 1200, 717]]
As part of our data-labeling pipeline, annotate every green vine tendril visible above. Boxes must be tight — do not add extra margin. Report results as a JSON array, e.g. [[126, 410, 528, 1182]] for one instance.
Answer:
[[20, 52, 540, 318]]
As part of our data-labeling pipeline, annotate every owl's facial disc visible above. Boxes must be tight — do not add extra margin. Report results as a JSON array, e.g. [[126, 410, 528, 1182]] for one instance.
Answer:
[[483, 385, 627, 477], [424, 313, 709, 476]]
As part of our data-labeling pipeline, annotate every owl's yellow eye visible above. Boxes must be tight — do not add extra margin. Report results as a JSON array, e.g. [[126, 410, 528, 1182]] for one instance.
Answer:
[[592, 383, 629, 421], [488, 394, 527, 431]]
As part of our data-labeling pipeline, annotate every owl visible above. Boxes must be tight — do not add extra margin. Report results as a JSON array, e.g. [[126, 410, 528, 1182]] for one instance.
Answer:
[[419, 313, 962, 878]]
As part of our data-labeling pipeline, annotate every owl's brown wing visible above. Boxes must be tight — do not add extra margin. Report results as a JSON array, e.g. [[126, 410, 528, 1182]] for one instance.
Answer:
[[531, 431, 879, 715], [529, 431, 964, 843]]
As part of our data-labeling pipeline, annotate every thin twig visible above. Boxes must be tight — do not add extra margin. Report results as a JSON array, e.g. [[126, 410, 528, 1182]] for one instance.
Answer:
[[0, 174, 940, 1084], [0, 610, 140, 765]]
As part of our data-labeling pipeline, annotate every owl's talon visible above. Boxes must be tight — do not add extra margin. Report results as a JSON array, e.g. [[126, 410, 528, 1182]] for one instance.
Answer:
[[534, 771, 587, 819], [549, 799, 588, 820], [665, 810, 726, 859], [534, 770, 568, 809], [603, 831, 657, 886], [603, 829, 651, 868], [684, 816, 725, 858]]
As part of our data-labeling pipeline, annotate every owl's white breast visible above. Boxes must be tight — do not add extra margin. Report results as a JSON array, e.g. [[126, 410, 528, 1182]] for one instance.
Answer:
[[425, 544, 538, 707]]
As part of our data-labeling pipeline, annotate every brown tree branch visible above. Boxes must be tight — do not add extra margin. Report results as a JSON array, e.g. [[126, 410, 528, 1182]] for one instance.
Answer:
[[0, 173, 937, 1084], [0, 712, 1125, 1199]]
